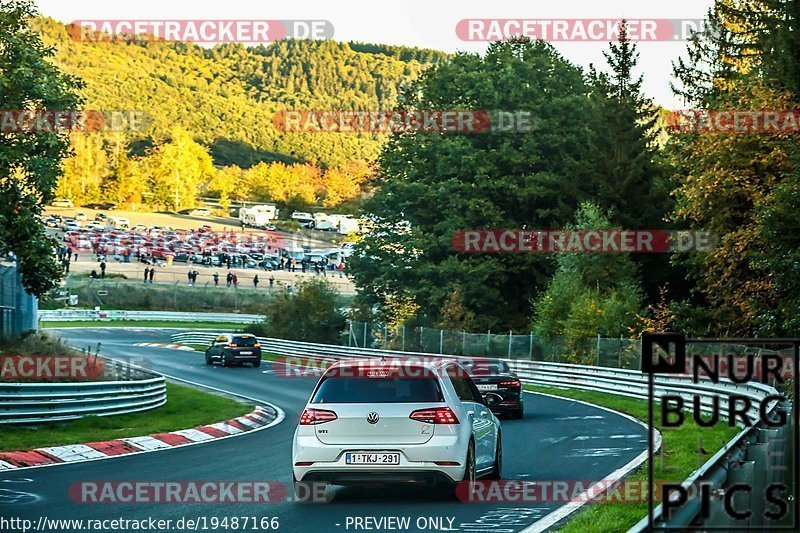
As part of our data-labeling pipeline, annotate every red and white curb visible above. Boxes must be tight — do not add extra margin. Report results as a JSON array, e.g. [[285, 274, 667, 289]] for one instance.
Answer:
[[0, 406, 276, 471], [133, 342, 196, 351]]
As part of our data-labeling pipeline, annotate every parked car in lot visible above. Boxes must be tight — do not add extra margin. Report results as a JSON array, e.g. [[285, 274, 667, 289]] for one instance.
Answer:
[[51, 199, 74, 208], [463, 360, 523, 419], [292, 359, 502, 498], [62, 219, 81, 231], [74, 212, 88, 221], [189, 208, 212, 216], [205, 334, 261, 367], [86, 202, 117, 210], [258, 254, 280, 270]]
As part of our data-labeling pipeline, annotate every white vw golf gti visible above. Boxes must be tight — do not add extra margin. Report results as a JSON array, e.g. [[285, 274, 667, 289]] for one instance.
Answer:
[[292, 359, 502, 497]]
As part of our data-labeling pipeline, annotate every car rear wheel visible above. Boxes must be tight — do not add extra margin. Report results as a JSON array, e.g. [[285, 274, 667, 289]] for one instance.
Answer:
[[462, 442, 476, 483], [253, 359, 261, 368]]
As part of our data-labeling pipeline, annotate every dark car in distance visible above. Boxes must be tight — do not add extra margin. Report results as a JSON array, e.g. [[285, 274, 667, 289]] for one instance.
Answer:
[[464, 360, 524, 419], [205, 334, 262, 367]]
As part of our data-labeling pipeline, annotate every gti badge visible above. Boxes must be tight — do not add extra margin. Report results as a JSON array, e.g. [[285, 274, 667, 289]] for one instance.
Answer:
[[366, 412, 379, 424]]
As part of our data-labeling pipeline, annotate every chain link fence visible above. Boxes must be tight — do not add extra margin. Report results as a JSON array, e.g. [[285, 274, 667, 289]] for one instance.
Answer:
[[345, 321, 643, 368], [344, 321, 789, 372], [0, 263, 38, 338]]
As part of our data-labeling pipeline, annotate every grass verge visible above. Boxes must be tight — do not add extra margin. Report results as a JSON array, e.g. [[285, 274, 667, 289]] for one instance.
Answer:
[[40, 320, 246, 330], [0, 382, 253, 452], [524, 385, 740, 533]]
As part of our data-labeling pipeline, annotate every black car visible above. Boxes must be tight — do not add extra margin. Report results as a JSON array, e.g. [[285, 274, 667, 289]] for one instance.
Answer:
[[205, 334, 261, 367], [465, 360, 524, 419], [86, 202, 117, 210]]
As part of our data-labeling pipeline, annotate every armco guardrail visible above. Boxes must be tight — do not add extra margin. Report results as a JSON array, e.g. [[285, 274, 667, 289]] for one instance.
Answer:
[[0, 356, 167, 424], [171, 332, 791, 530], [39, 309, 262, 324]]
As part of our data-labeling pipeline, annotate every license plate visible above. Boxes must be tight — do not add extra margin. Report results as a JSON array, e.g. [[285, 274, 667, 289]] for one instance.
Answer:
[[477, 384, 498, 391], [345, 452, 400, 465], [240, 351, 252, 355]]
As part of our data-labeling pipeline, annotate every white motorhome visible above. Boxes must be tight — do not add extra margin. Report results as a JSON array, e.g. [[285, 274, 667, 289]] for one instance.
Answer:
[[336, 216, 360, 235], [312, 213, 336, 231], [240, 204, 278, 228], [290, 211, 315, 227]]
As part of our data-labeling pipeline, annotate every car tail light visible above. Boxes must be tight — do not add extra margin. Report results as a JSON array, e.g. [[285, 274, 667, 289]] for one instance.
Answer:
[[409, 407, 459, 424], [299, 408, 338, 425], [254, 343, 261, 348], [500, 380, 521, 388], [229, 343, 238, 347], [294, 461, 315, 466], [434, 461, 460, 466]]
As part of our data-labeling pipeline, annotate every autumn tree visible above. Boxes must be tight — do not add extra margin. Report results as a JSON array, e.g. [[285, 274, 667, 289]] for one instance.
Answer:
[[668, 0, 800, 336], [144, 128, 215, 210], [0, 0, 82, 296]]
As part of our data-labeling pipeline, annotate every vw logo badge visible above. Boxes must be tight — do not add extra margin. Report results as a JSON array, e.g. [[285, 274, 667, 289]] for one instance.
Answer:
[[367, 412, 379, 424]]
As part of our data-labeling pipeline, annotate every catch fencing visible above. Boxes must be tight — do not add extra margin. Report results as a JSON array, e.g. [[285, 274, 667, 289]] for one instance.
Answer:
[[0, 263, 38, 338]]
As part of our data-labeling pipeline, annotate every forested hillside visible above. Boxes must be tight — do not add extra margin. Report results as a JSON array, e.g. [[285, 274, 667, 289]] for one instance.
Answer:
[[34, 17, 447, 169]]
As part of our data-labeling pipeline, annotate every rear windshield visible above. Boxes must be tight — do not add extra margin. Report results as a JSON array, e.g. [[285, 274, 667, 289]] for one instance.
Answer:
[[232, 336, 257, 347], [311, 376, 444, 404]]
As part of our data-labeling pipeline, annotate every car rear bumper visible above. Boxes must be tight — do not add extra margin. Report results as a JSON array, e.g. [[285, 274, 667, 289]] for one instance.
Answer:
[[293, 436, 466, 484], [298, 470, 457, 486]]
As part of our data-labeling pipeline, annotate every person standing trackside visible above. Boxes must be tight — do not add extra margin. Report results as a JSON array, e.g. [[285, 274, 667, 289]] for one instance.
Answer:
[[213, 272, 219, 286], [253, 274, 259, 289], [100, 260, 106, 278], [232, 273, 239, 288], [226, 272, 233, 287], [187, 270, 193, 286], [269, 275, 274, 289], [144, 267, 149, 284], [148, 267, 155, 284]]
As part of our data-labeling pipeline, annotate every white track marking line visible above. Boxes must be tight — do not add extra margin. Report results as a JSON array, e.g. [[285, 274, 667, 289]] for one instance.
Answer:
[[520, 390, 662, 533]]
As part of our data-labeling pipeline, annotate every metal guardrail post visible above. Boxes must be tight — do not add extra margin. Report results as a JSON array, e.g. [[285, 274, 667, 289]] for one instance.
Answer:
[[727, 461, 755, 528], [745, 442, 769, 526]]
